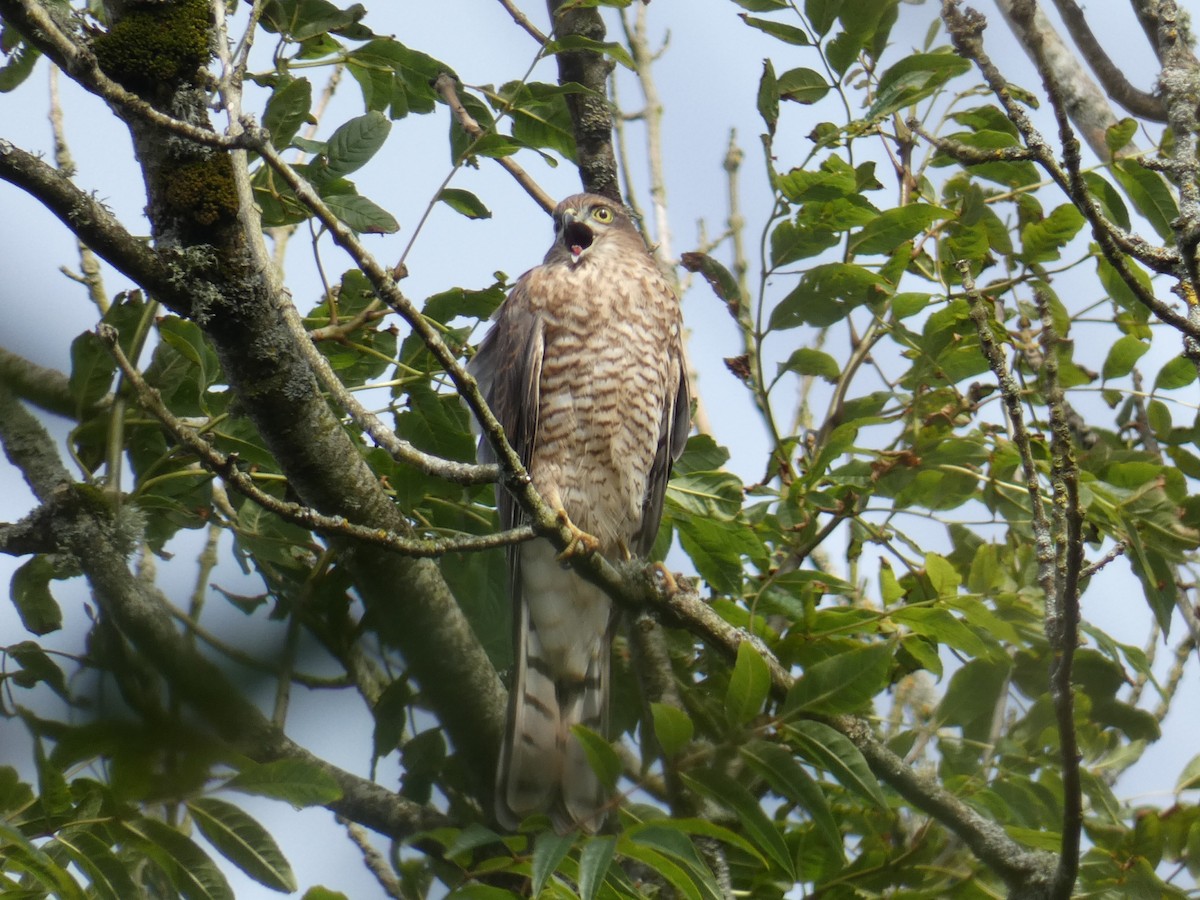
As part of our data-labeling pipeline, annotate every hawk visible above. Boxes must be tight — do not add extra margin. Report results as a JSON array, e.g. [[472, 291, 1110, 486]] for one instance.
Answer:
[[469, 193, 690, 833]]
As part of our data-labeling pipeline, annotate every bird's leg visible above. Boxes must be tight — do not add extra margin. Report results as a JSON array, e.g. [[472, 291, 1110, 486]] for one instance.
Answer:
[[651, 562, 679, 594], [555, 507, 600, 559]]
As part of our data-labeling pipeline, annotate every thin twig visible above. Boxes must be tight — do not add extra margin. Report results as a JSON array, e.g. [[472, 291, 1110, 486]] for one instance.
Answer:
[[433, 74, 555, 214], [496, 0, 548, 44], [1036, 289, 1083, 899], [98, 323, 533, 557], [49, 65, 108, 313]]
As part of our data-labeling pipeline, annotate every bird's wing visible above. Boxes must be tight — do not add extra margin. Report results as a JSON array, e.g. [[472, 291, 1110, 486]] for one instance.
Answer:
[[467, 276, 545, 533], [633, 331, 692, 558]]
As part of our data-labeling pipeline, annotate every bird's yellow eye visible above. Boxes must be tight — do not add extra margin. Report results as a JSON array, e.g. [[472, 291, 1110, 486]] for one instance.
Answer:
[[591, 206, 614, 224]]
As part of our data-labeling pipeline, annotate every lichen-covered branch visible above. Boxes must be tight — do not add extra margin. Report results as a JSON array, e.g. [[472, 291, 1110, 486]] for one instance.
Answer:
[[546, 0, 620, 199]]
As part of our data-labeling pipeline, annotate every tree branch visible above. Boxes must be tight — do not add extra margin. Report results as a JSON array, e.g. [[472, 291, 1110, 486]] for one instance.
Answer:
[[99, 322, 534, 557], [1046, 0, 1165, 121], [433, 73, 555, 213], [0, 381, 449, 839], [546, 0, 621, 199]]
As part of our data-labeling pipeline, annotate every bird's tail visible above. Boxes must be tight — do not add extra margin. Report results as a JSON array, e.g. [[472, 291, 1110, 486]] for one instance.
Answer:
[[496, 554, 612, 834]]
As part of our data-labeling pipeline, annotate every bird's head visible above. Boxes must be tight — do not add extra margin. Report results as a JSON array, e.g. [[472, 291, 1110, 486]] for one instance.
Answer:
[[551, 194, 632, 266]]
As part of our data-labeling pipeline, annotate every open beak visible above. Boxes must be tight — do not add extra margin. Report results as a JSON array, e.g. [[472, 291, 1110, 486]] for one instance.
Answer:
[[559, 208, 595, 264]]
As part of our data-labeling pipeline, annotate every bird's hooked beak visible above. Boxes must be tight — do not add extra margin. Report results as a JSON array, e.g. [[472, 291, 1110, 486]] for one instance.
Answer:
[[559, 207, 595, 264]]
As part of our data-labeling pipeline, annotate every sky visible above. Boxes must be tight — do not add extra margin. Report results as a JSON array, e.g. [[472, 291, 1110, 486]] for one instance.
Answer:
[[1, 1, 1196, 897]]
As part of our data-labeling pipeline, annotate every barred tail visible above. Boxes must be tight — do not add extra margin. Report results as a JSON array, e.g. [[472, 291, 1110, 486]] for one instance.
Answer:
[[496, 540, 613, 834]]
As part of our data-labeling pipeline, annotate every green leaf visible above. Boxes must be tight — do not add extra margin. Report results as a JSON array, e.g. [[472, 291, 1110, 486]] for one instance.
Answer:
[[10, 555, 62, 635], [1020, 203, 1086, 263], [739, 14, 809, 44], [777, 67, 828, 104], [650, 702, 694, 757], [785, 641, 891, 715], [666, 471, 743, 521], [1178, 753, 1200, 792], [1154, 356, 1197, 391], [851, 203, 947, 255], [768, 263, 888, 329], [125, 817, 234, 900], [772, 348, 840, 384], [188, 798, 297, 892], [726, 641, 772, 724], [55, 828, 139, 900], [680, 251, 743, 310], [322, 192, 400, 234], [1112, 159, 1179, 240], [531, 830, 574, 896], [625, 826, 725, 897], [785, 720, 887, 807], [9, 640, 69, 699], [302, 890, 350, 900], [438, 188, 492, 220], [1105, 118, 1138, 155], [0, 37, 40, 92], [739, 740, 842, 852], [616, 840, 709, 900], [1102, 334, 1150, 381], [68, 330, 116, 414], [542, 35, 634, 70], [757, 59, 779, 135], [682, 769, 796, 878], [577, 835, 615, 900], [768, 217, 839, 266], [891, 607, 994, 660], [733, 0, 789, 10], [0, 821, 87, 900], [322, 111, 392, 178], [674, 515, 758, 593], [571, 725, 621, 790], [225, 758, 343, 808], [868, 51, 971, 120], [262, 77, 313, 149]]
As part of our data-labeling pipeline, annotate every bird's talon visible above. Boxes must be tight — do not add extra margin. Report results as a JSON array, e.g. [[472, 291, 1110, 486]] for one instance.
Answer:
[[651, 562, 679, 594], [555, 512, 600, 560]]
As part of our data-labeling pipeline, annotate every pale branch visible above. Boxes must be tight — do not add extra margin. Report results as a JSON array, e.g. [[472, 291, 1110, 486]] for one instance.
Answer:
[[0, 380, 449, 840], [994, 0, 1126, 158], [0, 0, 240, 152], [337, 816, 405, 900], [278, 301, 500, 486], [99, 321, 533, 558], [496, 0, 548, 45], [1047, 0, 1166, 121], [547, 0, 621, 200], [1154, 2, 1200, 302], [1036, 291, 1083, 900], [49, 65, 108, 314], [621, 4, 673, 264], [0, 345, 109, 419], [433, 73, 555, 214], [941, 1, 1200, 344], [1079, 541, 1126, 580]]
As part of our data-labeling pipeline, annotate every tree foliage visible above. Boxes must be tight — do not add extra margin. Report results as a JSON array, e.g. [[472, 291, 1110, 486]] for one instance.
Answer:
[[1, 0, 1199, 898]]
